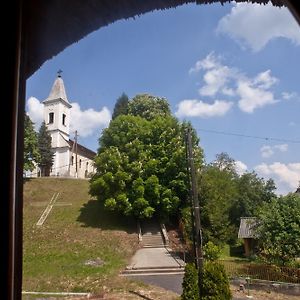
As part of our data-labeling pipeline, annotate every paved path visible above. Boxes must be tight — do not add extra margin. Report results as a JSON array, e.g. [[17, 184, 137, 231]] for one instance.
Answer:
[[127, 247, 185, 270]]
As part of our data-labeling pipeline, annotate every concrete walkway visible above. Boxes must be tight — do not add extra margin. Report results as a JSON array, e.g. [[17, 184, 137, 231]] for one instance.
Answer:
[[127, 247, 185, 270]]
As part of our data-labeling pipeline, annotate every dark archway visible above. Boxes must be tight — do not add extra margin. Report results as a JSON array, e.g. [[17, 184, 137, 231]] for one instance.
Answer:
[[4, 1, 299, 299]]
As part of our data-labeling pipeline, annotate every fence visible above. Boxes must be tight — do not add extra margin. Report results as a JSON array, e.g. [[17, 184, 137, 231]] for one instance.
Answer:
[[219, 260, 300, 284]]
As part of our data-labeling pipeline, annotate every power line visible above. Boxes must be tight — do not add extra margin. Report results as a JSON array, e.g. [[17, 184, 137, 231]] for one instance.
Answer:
[[196, 128, 300, 144]]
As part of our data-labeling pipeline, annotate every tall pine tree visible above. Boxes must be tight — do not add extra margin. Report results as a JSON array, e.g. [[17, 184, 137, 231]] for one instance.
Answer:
[[37, 121, 54, 176], [112, 92, 129, 119]]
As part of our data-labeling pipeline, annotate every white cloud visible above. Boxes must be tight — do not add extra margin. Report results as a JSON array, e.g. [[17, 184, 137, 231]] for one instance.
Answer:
[[175, 99, 233, 118], [190, 53, 237, 97], [26, 97, 111, 137], [255, 162, 300, 195], [70, 103, 111, 137], [189, 52, 219, 73], [260, 144, 288, 158], [260, 145, 274, 158], [274, 144, 288, 152], [237, 76, 278, 113], [188, 53, 279, 113], [26, 97, 44, 129], [281, 91, 298, 100], [235, 160, 247, 175], [216, 3, 300, 52]]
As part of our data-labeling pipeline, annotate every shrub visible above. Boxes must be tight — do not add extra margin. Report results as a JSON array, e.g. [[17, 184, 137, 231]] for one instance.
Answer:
[[202, 261, 232, 300], [181, 261, 232, 300], [203, 241, 221, 261], [181, 263, 199, 300]]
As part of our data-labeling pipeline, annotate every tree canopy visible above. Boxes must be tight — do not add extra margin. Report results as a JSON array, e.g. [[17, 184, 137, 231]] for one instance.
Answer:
[[112, 92, 129, 120], [37, 121, 54, 176], [90, 94, 203, 220], [24, 113, 40, 172], [256, 193, 300, 265]]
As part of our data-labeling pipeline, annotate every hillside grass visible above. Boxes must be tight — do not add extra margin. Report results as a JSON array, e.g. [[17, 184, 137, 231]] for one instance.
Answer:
[[22, 178, 140, 294]]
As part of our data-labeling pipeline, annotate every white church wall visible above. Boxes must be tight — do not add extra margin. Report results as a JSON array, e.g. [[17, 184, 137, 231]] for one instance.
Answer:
[[50, 147, 70, 177]]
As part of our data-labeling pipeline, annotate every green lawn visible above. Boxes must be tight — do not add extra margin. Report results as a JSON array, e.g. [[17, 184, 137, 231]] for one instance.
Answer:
[[23, 178, 139, 293]]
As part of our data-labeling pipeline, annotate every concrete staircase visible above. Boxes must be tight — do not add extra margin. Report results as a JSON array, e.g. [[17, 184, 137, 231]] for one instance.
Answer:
[[120, 219, 186, 276], [140, 219, 166, 248]]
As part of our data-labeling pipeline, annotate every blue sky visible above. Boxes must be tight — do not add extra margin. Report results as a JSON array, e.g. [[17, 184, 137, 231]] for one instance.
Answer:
[[26, 2, 300, 195]]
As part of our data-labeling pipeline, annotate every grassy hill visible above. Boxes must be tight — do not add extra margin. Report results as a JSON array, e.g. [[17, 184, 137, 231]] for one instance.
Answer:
[[23, 177, 140, 294]]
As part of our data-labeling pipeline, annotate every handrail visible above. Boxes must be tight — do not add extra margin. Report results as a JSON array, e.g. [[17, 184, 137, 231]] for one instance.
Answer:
[[137, 220, 143, 243], [160, 223, 169, 245]]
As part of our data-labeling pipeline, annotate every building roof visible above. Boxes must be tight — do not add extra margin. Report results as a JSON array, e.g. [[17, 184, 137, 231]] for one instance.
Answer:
[[68, 140, 96, 160], [43, 74, 72, 107], [24, 0, 293, 79], [238, 217, 258, 239]]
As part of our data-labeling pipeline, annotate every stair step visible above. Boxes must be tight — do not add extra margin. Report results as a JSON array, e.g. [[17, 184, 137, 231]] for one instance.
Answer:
[[121, 266, 185, 276]]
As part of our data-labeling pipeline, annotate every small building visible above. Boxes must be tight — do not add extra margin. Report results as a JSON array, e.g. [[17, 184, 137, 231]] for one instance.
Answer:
[[238, 217, 258, 257]]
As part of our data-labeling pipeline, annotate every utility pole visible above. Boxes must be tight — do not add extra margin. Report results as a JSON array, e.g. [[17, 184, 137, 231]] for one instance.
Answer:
[[186, 126, 204, 299], [75, 130, 78, 178]]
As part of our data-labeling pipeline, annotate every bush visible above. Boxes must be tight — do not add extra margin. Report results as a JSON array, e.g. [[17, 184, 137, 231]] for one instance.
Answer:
[[203, 241, 221, 261], [202, 261, 232, 300], [181, 263, 199, 300], [181, 261, 232, 300]]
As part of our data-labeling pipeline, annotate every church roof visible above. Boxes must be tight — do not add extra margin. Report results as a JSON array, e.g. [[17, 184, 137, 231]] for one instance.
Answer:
[[43, 74, 71, 107], [68, 140, 96, 160]]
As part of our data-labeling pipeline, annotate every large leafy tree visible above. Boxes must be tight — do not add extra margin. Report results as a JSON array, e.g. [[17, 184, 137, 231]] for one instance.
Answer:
[[24, 113, 40, 171], [230, 172, 276, 228], [128, 94, 171, 121], [90, 95, 203, 220], [256, 193, 300, 265], [199, 157, 238, 245], [37, 121, 54, 176], [112, 92, 129, 120]]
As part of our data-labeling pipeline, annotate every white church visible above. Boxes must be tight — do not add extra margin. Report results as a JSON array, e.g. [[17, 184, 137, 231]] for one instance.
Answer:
[[32, 72, 96, 178]]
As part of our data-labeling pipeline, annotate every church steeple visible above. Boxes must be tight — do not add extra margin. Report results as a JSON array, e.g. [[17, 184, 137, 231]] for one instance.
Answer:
[[43, 72, 72, 150], [44, 70, 70, 104]]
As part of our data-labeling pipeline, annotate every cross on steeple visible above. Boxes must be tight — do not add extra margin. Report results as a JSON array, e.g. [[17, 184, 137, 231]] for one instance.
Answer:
[[57, 69, 63, 77]]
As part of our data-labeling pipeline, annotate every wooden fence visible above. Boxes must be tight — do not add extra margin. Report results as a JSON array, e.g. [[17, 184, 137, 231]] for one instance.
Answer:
[[219, 260, 300, 284]]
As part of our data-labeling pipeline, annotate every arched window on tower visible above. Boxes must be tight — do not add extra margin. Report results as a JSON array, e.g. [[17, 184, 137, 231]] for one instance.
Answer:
[[49, 112, 54, 124], [71, 156, 74, 166], [62, 113, 66, 126], [79, 159, 82, 168]]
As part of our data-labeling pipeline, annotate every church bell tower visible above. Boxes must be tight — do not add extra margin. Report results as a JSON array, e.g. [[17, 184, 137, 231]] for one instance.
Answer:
[[43, 71, 72, 176]]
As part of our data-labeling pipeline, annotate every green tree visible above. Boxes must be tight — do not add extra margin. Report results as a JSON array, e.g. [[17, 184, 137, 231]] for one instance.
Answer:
[[199, 160, 238, 245], [256, 193, 300, 265], [24, 113, 40, 172], [90, 95, 203, 220], [37, 121, 54, 176], [112, 92, 129, 120], [128, 94, 171, 121], [181, 263, 199, 300], [230, 172, 276, 228]]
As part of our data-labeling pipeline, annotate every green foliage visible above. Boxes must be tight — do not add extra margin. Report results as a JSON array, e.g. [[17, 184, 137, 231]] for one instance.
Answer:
[[112, 92, 129, 119], [202, 261, 232, 300], [128, 94, 171, 120], [203, 241, 221, 262], [197, 152, 277, 247], [37, 121, 54, 176], [199, 161, 237, 245], [256, 193, 300, 265], [24, 113, 40, 171], [181, 261, 232, 300], [230, 172, 276, 228], [181, 263, 199, 300], [91, 95, 203, 220]]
